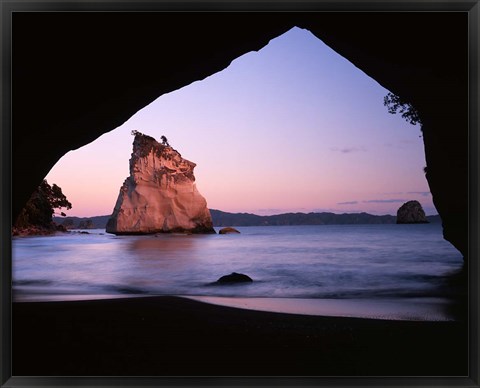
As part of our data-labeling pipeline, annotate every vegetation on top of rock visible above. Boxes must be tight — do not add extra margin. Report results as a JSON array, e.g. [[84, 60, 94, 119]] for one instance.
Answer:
[[160, 135, 170, 146], [131, 130, 173, 161], [14, 180, 72, 235], [131, 130, 161, 159], [131, 129, 155, 142]]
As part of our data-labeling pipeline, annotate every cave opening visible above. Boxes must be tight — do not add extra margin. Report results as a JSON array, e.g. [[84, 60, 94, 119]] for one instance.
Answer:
[[45, 26, 435, 223], [13, 25, 462, 309], [11, 12, 469, 262], [7, 11, 471, 376]]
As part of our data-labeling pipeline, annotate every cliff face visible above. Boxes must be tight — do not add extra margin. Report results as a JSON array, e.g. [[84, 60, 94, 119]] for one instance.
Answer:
[[396, 200, 429, 224], [106, 132, 215, 234]]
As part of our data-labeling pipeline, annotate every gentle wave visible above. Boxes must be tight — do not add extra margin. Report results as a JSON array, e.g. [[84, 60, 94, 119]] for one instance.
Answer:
[[12, 224, 465, 319]]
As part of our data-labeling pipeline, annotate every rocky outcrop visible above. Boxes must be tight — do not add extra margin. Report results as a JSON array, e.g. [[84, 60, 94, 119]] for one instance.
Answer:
[[106, 132, 215, 235], [396, 200, 429, 224], [216, 272, 253, 284], [218, 227, 241, 234], [12, 223, 67, 237]]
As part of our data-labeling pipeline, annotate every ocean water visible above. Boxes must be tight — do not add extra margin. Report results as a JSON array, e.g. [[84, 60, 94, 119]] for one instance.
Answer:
[[12, 224, 465, 320]]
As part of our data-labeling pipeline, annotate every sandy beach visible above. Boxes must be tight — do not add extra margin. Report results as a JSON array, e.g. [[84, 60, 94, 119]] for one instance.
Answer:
[[12, 295, 467, 376]]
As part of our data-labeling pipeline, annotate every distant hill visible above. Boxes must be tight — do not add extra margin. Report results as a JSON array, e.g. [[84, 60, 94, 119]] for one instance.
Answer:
[[211, 210, 442, 226], [54, 211, 442, 229], [53, 215, 111, 229], [426, 214, 441, 223]]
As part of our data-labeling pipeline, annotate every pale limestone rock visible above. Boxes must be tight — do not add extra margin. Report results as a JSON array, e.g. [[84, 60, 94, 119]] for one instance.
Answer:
[[106, 132, 215, 234]]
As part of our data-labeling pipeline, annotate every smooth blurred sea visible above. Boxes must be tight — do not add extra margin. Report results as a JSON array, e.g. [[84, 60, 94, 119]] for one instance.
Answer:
[[12, 224, 465, 320]]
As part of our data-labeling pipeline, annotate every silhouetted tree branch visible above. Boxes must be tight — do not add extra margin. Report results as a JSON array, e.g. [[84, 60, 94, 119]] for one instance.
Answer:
[[383, 92, 422, 126], [15, 180, 72, 229]]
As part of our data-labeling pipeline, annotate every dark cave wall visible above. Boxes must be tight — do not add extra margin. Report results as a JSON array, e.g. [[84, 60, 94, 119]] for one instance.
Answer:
[[296, 12, 468, 259], [12, 12, 468, 259], [12, 12, 294, 220]]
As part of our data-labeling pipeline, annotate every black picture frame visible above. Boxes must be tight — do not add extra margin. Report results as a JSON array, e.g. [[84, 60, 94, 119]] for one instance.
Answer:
[[1, 1, 479, 387]]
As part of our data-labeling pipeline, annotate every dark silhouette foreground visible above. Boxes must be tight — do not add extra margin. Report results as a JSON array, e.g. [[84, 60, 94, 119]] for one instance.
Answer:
[[13, 296, 467, 376]]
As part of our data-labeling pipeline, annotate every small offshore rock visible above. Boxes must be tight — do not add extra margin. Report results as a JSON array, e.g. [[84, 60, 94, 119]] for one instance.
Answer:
[[218, 227, 240, 234], [396, 200, 429, 224], [216, 272, 253, 284]]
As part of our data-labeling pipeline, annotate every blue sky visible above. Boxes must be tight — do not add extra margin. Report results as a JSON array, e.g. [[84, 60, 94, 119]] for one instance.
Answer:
[[46, 27, 435, 217]]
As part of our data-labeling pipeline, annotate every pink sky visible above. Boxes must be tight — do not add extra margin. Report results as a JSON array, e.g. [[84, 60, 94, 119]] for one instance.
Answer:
[[46, 27, 435, 218]]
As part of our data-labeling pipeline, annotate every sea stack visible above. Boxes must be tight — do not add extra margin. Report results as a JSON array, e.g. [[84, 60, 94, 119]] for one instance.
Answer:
[[106, 131, 215, 235], [396, 200, 429, 224]]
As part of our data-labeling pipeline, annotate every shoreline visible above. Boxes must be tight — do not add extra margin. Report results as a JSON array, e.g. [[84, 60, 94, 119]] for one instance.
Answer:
[[184, 295, 464, 321], [12, 295, 468, 376], [13, 293, 465, 322]]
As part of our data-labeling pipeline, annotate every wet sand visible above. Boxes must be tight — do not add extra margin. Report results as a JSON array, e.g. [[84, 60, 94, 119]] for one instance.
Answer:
[[186, 295, 462, 321], [12, 295, 468, 376]]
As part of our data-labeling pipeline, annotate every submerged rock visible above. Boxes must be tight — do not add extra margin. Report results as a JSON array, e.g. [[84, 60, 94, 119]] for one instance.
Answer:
[[396, 200, 429, 224], [106, 131, 215, 235], [218, 227, 240, 234], [216, 272, 253, 284]]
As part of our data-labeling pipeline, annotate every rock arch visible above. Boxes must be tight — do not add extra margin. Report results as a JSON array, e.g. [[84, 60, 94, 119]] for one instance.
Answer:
[[11, 11, 468, 260]]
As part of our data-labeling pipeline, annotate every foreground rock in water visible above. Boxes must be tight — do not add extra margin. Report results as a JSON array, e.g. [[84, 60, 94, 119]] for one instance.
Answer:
[[218, 227, 240, 234], [396, 200, 429, 224], [106, 132, 215, 235], [216, 272, 253, 284]]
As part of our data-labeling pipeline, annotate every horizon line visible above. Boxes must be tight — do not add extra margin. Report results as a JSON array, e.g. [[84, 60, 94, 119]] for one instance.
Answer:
[[56, 209, 440, 219]]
